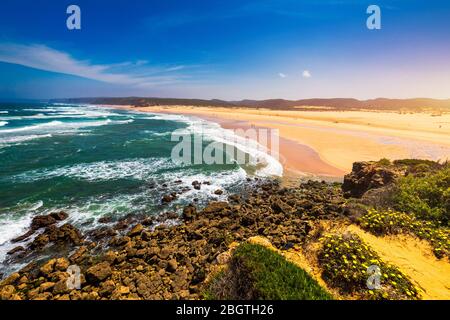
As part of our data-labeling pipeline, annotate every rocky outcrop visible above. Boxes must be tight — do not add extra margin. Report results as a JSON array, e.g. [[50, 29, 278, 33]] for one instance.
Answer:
[[5, 211, 84, 267], [0, 178, 346, 300], [31, 212, 69, 230], [342, 161, 399, 198], [86, 262, 112, 283]]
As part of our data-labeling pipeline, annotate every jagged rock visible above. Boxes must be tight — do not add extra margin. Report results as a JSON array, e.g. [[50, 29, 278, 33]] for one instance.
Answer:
[[39, 282, 56, 292], [128, 224, 144, 237], [162, 194, 175, 204], [40, 259, 56, 277], [29, 224, 83, 250], [92, 228, 117, 242], [29, 212, 68, 231], [342, 161, 399, 198], [166, 259, 178, 273], [54, 258, 70, 271], [228, 194, 240, 202], [50, 211, 69, 221], [7, 246, 25, 255], [182, 204, 197, 221], [98, 216, 113, 224], [29, 234, 49, 250], [117, 286, 130, 295], [99, 280, 116, 297], [214, 189, 224, 195], [158, 248, 171, 260], [56, 224, 83, 245], [86, 262, 112, 283], [33, 292, 53, 300], [161, 211, 178, 220], [31, 215, 57, 230], [11, 230, 35, 243], [271, 199, 292, 214], [0, 285, 16, 300], [69, 246, 88, 264], [203, 201, 229, 214], [53, 280, 70, 295]]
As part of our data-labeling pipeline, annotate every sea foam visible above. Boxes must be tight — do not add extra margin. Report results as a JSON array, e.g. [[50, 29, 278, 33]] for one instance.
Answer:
[[146, 112, 283, 177]]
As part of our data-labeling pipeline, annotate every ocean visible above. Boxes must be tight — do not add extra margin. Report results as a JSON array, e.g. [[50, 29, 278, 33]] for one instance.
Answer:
[[0, 102, 282, 275]]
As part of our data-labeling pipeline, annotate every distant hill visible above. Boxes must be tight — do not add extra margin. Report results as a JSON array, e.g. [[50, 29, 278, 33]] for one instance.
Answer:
[[53, 97, 450, 112]]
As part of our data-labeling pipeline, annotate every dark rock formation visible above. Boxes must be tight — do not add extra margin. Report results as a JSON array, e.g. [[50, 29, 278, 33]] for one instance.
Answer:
[[342, 161, 399, 198]]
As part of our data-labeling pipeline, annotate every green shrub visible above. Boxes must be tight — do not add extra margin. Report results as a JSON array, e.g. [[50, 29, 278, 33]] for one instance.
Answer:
[[393, 159, 440, 168], [206, 243, 332, 300], [318, 233, 420, 300], [391, 165, 450, 225], [377, 158, 391, 166], [358, 209, 450, 258]]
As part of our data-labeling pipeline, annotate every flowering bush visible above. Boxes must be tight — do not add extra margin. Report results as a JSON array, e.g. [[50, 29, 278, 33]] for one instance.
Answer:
[[359, 208, 450, 258], [318, 233, 420, 300]]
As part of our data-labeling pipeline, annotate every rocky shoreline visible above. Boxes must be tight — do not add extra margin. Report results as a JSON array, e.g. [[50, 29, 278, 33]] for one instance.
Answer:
[[0, 159, 448, 300], [0, 175, 347, 300]]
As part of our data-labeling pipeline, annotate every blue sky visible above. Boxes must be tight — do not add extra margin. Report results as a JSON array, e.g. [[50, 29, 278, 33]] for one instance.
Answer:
[[0, 0, 449, 100]]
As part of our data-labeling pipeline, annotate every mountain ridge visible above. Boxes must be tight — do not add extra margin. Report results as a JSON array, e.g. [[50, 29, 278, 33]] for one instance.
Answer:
[[52, 97, 450, 112]]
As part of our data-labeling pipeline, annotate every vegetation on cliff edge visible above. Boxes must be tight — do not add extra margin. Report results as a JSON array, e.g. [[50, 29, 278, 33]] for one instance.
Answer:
[[318, 233, 420, 300], [206, 243, 332, 300], [391, 164, 449, 225]]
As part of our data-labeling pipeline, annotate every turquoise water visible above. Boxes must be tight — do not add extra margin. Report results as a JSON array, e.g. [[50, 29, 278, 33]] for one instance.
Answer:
[[0, 103, 266, 272]]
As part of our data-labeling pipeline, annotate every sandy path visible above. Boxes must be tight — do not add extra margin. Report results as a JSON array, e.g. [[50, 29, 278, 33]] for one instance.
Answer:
[[346, 225, 450, 300]]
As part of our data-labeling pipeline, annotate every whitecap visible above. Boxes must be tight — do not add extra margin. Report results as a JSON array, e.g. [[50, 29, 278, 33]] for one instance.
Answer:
[[0, 121, 7, 127], [0, 119, 133, 134], [0, 134, 52, 145], [11, 157, 176, 182]]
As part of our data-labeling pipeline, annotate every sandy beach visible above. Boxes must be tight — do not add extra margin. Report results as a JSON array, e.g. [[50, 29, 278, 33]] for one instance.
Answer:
[[109, 105, 450, 179]]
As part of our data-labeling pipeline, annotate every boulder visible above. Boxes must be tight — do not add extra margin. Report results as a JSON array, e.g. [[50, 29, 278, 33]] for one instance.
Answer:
[[31, 215, 56, 230], [162, 194, 175, 204], [86, 262, 112, 283], [69, 246, 88, 264], [54, 258, 70, 271], [98, 216, 113, 224], [166, 259, 178, 273], [50, 211, 69, 221], [7, 246, 25, 255], [11, 230, 35, 243], [202, 201, 229, 214], [128, 224, 144, 237], [39, 282, 56, 292], [40, 259, 56, 277], [342, 161, 399, 198], [271, 199, 292, 214], [0, 285, 16, 300], [53, 280, 70, 295], [182, 204, 197, 221], [192, 181, 201, 190]]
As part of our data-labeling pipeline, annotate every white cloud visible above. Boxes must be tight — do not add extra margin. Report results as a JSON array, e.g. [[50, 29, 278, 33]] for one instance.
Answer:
[[0, 43, 182, 88], [302, 70, 311, 78], [278, 72, 287, 78], [166, 65, 186, 72]]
